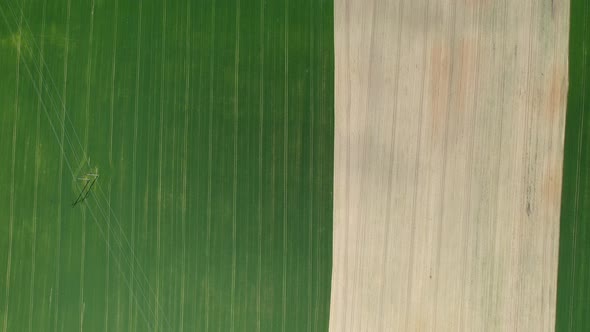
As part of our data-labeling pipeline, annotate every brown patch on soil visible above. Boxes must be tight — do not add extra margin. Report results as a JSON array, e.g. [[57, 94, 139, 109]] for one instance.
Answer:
[[429, 40, 451, 135], [544, 63, 568, 123], [542, 158, 564, 214], [540, 62, 567, 211], [456, 38, 477, 113], [463, 0, 491, 9]]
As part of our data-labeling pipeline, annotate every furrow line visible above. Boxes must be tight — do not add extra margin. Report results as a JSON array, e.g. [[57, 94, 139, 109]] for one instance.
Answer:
[[231, 1, 240, 330], [205, 1, 216, 329], [257, 1, 264, 330], [53, 1, 70, 330], [130, 1, 142, 330], [155, 1, 167, 330], [180, 1, 191, 331], [282, 2, 289, 331], [28, 1, 45, 330], [3, 7, 21, 332]]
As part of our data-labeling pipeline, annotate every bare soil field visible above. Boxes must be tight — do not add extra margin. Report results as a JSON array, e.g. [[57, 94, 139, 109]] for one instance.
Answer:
[[331, 0, 569, 330]]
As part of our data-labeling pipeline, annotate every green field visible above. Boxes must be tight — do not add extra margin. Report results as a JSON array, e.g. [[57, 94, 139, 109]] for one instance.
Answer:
[[555, 0, 590, 330], [0, 0, 334, 331]]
